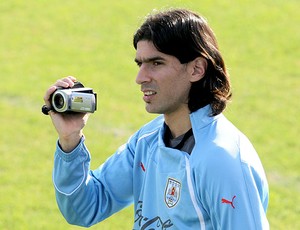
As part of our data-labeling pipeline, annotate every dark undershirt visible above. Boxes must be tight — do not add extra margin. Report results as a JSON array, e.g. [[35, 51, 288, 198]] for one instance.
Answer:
[[163, 123, 195, 154]]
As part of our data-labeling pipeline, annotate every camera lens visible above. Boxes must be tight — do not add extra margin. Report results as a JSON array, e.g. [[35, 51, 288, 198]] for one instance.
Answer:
[[53, 93, 65, 109]]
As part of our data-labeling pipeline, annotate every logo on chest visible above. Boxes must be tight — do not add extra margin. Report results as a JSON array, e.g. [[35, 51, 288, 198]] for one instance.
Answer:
[[164, 178, 181, 208]]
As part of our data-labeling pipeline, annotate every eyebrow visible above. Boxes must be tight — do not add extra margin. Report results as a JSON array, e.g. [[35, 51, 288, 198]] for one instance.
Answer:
[[134, 56, 165, 64]]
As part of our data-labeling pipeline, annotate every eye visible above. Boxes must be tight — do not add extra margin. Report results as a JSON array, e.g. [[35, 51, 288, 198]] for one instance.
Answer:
[[153, 61, 162, 66]]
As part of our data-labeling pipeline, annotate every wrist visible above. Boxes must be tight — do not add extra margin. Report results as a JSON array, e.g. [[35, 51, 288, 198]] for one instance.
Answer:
[[58, 131, 83, 153]]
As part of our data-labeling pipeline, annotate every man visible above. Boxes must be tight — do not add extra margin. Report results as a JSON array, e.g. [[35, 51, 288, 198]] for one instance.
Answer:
[[43, 8, 269, 229]]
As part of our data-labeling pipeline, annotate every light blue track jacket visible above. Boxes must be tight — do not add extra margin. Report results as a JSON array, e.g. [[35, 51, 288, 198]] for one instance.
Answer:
[[53, 105, 269, 229]]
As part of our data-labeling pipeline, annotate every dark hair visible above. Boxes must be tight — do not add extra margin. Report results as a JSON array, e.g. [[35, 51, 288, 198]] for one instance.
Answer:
[[133, 9, 232, 116]]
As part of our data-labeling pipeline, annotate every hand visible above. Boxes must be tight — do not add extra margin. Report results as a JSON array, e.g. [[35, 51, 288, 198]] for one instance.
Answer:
[[44, 76, 90, 152]]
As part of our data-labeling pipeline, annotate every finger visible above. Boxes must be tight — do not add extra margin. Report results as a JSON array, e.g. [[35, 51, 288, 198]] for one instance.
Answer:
[[48, 110, 56, 118], [66, 76, 77, 82], [54, 76, 77, 88], [60, 76, 77, 87], [43, 85, 57, 107], [54, 79, 71, 88]]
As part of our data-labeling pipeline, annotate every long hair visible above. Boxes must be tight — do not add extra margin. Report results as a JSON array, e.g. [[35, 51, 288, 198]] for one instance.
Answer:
[[133, 9, 232, 116]]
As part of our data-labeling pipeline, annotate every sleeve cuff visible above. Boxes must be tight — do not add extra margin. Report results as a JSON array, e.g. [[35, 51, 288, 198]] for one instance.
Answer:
[[56, 135, 86, 162]]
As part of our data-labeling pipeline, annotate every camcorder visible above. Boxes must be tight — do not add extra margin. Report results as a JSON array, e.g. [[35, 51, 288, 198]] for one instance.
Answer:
[[51, 81, 97, 113]]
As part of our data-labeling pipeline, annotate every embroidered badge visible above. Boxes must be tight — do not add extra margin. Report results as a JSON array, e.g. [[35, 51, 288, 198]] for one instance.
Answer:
[[164, 178, 181, 208]]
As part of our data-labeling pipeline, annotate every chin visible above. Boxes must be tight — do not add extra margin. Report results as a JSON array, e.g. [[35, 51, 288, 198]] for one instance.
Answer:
[[145, 105, 160, 114]]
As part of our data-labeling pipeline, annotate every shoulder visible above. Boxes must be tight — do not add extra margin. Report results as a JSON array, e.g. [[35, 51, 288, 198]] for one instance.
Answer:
[[191, 113, 267, 194], [192, 113, 241, 156], [191, 113, 253, 180]]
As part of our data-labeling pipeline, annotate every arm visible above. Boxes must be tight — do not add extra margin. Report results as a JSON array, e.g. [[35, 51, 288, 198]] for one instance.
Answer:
[[201, 137, 269, 230], [208, 164, 269, 229], [44, 77, 134, 226], [53, 137, 134, 227]]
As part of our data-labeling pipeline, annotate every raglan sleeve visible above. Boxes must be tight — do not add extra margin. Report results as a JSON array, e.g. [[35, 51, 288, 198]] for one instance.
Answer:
[[199, 134, 269, 230], [53, 134, 137, 227]]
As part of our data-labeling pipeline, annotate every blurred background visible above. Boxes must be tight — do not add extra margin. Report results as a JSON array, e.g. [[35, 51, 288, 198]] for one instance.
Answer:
[[0, 0, 299, 229]]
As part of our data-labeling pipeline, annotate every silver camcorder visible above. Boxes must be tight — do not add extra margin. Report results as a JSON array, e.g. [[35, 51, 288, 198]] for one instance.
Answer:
[[51, 82, 97, 113]]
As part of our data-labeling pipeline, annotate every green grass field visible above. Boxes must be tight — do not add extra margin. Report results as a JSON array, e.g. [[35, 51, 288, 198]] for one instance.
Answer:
[[1, 0, 299, 229]]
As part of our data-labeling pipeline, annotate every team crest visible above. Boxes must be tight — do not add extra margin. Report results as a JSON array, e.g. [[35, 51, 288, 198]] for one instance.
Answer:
[[164, 178, 181, 208]]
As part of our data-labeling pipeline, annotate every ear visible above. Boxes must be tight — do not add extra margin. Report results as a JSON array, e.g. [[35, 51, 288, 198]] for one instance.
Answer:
[[188, 57, 207, 83]]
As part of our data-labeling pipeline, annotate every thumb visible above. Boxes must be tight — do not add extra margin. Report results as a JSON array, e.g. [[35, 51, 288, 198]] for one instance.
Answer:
[[44, 85, 57, 107]]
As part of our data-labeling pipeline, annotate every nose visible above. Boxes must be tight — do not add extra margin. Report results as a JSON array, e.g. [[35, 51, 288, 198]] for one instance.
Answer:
[[135, 65, 151, 85]]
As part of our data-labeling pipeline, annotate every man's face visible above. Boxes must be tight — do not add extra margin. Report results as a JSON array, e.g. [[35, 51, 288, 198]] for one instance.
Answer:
[[135, 40, 192, 117]]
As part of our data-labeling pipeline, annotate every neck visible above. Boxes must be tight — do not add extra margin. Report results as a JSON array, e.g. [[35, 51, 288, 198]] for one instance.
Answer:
[[164, 108, 192, 138]]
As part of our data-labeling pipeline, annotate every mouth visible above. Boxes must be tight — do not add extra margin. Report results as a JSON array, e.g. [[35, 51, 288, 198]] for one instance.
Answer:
[[142, 90, 157, 102], [144, 91, 157, 96]]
